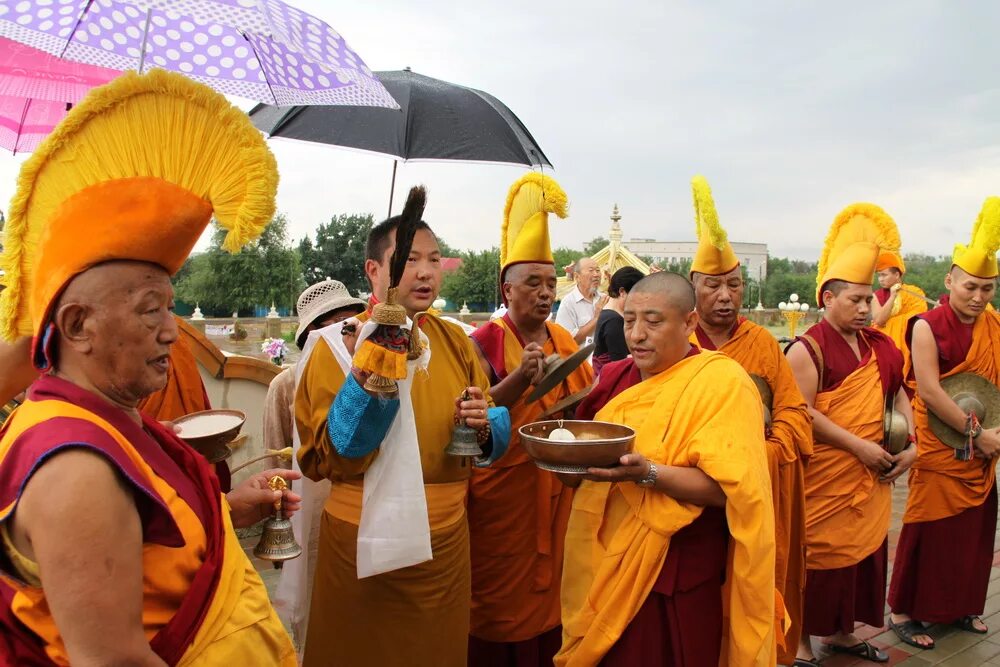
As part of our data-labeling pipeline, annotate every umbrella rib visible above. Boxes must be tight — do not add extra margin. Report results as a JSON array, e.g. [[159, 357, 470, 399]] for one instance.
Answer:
[[241, 33, 278, 106], [13, 98, 31, 155], [59, 0, 96, 59], [137, 7, 153, 74]]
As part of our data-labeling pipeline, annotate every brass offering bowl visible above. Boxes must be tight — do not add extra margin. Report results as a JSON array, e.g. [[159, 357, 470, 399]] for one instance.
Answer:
[[519, 420, 635, 474], [173, 409, 246, 464]]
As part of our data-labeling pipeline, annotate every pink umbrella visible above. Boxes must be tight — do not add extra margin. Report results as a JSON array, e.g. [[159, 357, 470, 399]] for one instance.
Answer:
[[0, 37, 119, 154]]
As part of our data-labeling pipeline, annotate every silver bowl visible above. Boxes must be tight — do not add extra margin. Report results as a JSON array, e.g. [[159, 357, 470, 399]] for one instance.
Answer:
[[519, 420, 635, 474]]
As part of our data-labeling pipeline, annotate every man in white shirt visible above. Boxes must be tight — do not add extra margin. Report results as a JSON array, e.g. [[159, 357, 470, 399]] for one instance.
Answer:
[[555, 257, 608, 345]]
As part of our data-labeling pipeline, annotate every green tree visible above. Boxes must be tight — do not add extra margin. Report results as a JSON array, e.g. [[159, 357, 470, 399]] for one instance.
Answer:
[[440, 248, 501, 310], [582, 236, 607, 256], [553, 246, 586, 272], [175, 214, 303, 315], [300, 213, 375, 295]]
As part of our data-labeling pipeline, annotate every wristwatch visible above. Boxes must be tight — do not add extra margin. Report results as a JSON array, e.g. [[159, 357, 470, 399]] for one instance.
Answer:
[[636, 462, 658, 488]]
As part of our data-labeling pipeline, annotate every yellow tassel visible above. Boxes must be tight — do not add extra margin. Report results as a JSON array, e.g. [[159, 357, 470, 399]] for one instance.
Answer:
[[956, 197, 1000, 259], [0, 69, 277, 341], [691, 175, 727, 250], [501, 172, 568, 268], [353, 339, 408, 380], [816, 203, 900, 295]]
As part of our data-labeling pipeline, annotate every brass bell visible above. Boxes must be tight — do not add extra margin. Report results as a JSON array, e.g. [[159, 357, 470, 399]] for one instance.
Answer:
[[253, 476, 302, 569], [444, 391, 484, 459]]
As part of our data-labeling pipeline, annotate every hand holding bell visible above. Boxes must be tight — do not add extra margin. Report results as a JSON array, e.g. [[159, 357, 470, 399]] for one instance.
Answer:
[[253, 475, 303, 569]]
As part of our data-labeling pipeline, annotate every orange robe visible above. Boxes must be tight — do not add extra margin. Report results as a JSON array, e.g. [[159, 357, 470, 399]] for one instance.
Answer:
[[874, 285, 928, 355], [295, 314, 494, 667], [0, 375, 294, 666], [467, 317, 593, 658], [691, 319, 811, 663], [557, 351, 776, 666]]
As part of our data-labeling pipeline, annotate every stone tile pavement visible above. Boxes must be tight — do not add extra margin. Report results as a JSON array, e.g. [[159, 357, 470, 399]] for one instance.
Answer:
[[240, 471, 1000, 666]]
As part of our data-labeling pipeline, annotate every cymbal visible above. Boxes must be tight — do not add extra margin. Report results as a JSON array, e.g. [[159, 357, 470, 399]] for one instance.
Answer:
[[539, 386, 594, 419], [749, 374, 773, 429], [526, 342, 595, 404], [929, 372, 1000, 449], [882, 397, 909, 455]]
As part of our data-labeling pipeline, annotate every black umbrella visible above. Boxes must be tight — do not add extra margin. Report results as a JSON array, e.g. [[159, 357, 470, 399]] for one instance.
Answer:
[[249, 68, 552, 217]]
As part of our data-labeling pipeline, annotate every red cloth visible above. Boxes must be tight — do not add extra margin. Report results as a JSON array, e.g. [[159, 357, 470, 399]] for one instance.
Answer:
[[906, 295, 975, 377], [798, 319, 903, 396], [0, 375, 226, 666], [888, 485, 997, 622], [600, 507, 729, 666], [467, 626, 562, 667], [691, 317, 744, 351], [803, 540, 888, 636], [874, 287, 891, 307]]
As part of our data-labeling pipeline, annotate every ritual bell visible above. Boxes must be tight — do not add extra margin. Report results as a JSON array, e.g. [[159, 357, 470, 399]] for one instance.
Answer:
[[444, 390, 484, 459], [253, 476, 302, 569]]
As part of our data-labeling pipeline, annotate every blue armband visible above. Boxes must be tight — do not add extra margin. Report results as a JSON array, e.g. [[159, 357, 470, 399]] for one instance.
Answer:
[[327, 373, 400, 459], [475, 406, 512, 467]]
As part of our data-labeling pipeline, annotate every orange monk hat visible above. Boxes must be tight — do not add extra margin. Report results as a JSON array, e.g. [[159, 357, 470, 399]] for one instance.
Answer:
[[816, 203, 900, 303], [500, 173, 568, 282], [0, 70, 278, 367], [876, 250, 906, 273], [689, 175, 739, 276], [952, 197, 1000, 279]]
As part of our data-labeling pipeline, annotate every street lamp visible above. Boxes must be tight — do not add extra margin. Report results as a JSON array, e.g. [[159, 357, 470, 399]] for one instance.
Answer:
[[778, 293, 809, 338]]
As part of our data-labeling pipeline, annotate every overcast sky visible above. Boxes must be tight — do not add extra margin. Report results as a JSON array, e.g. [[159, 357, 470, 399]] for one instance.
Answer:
[[2, 0, 999, 260]]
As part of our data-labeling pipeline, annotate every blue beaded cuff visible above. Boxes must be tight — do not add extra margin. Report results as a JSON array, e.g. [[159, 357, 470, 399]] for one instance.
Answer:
[[475, 406, 511, 468], [328, 373, 400, 459]]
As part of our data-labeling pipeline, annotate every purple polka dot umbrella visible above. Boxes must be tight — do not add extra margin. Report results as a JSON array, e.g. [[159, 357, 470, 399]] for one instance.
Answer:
[[0, 0, 398, 108]]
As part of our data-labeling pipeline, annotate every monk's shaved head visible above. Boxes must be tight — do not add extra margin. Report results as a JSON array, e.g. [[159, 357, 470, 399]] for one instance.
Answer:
[[630, 272, 696, 313]]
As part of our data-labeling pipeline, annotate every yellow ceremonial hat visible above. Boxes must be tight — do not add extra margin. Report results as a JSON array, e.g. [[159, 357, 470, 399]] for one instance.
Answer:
[[876, 251, 905, 273], [689, 175, 739, 276], [952, 197, 1000, 279], [0, 69, 277, 364], [816, 203, 900, 303], [500, 173, 568, 280]]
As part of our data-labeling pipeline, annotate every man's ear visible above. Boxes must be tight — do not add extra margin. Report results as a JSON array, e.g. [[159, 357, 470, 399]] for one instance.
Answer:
[[53, 302, 94, 355]]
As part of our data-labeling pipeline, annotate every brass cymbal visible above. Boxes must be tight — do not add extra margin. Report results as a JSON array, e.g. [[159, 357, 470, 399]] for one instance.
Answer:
[[882, 397, 909, 455], [526, 342, 596, 404], [539, 386, 594, 419], [749, 374, 773, 429], [929, 372, 1000, 449]]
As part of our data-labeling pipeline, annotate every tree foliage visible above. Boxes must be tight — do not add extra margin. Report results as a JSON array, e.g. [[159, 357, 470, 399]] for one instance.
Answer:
[[298, 213, 375, 296], [440, 247, 501, 311]]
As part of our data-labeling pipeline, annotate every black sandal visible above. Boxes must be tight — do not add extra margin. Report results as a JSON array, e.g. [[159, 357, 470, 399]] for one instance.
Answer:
[[827, 639, 889, 662], [953, 615, 988, 634], [889, 617, 935, 649]]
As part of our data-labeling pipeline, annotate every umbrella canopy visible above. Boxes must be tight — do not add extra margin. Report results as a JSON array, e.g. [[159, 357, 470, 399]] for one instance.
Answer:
[[0, 37, 118, 153], [248, 68, 552, 168], [0, 0, 396, 108]]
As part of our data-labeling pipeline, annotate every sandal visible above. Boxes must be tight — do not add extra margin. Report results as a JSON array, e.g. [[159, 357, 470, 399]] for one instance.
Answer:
[[826, 639, 889, 662], [953, 615, 988, 634], [793, 660, 820, 667], [889, 617, 935, 649]]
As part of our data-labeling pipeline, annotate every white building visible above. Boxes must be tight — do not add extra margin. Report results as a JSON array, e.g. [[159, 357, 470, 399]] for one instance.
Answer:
[[622, 239, 769, 281]]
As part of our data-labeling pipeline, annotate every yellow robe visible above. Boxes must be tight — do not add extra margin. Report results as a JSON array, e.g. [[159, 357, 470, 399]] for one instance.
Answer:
[[557, 351, 776, 667], [295, 314, 494, 667], [875, 285, 928, 356], [691, 319, 811, 663]]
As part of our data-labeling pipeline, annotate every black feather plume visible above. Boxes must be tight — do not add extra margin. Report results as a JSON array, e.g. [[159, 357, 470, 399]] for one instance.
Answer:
[[389, 186, 427, 288]]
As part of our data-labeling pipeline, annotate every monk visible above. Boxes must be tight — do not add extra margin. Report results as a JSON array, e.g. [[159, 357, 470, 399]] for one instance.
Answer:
[[467, 172, 592, 666], [887, 202, 1000, 650], [295, 191, 510, 667], [871, 251, 928, 353], [690, 265, 812, 664], [557, 272, 776, 666], [0, 69, 298, 665], [787, 279, 914, 664]]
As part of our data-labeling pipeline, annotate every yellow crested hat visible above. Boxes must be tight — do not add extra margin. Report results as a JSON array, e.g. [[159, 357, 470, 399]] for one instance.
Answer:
[[876, 250, 905, 273], [689, 175, 739, 276], [500, 173, 567, 279], [0, 69, 278, 363], [816, 203, 900, 303], [952, 197, 1000, 279]]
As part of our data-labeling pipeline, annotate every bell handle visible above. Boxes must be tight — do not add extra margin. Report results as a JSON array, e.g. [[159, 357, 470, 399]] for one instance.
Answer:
[[229, 447, 293, 475]]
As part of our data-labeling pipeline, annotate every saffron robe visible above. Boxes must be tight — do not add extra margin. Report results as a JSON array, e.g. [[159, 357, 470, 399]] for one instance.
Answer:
[[888, 303, 1000, 622], [692, 319, 812, 663], [467, 316, 593, 658], [874, 285, 928, 355], [295, 314, 495, 667], [0, 375, 294, 666], [796, 320, 902, 636], [556, 351, 776, 666]]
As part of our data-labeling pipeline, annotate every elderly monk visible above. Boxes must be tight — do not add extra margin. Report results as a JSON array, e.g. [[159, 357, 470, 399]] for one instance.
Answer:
[[887, 198, 1000, 650], [295, 188, 511, 667], [556, 257, 609, 346], [686, 175, 812, 663], [557, 272, 776, 666], [0, 71, 298, 665], [786, 204, 916, 666], [871, 250, 928, 353], [467, 174, 593, 665]]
